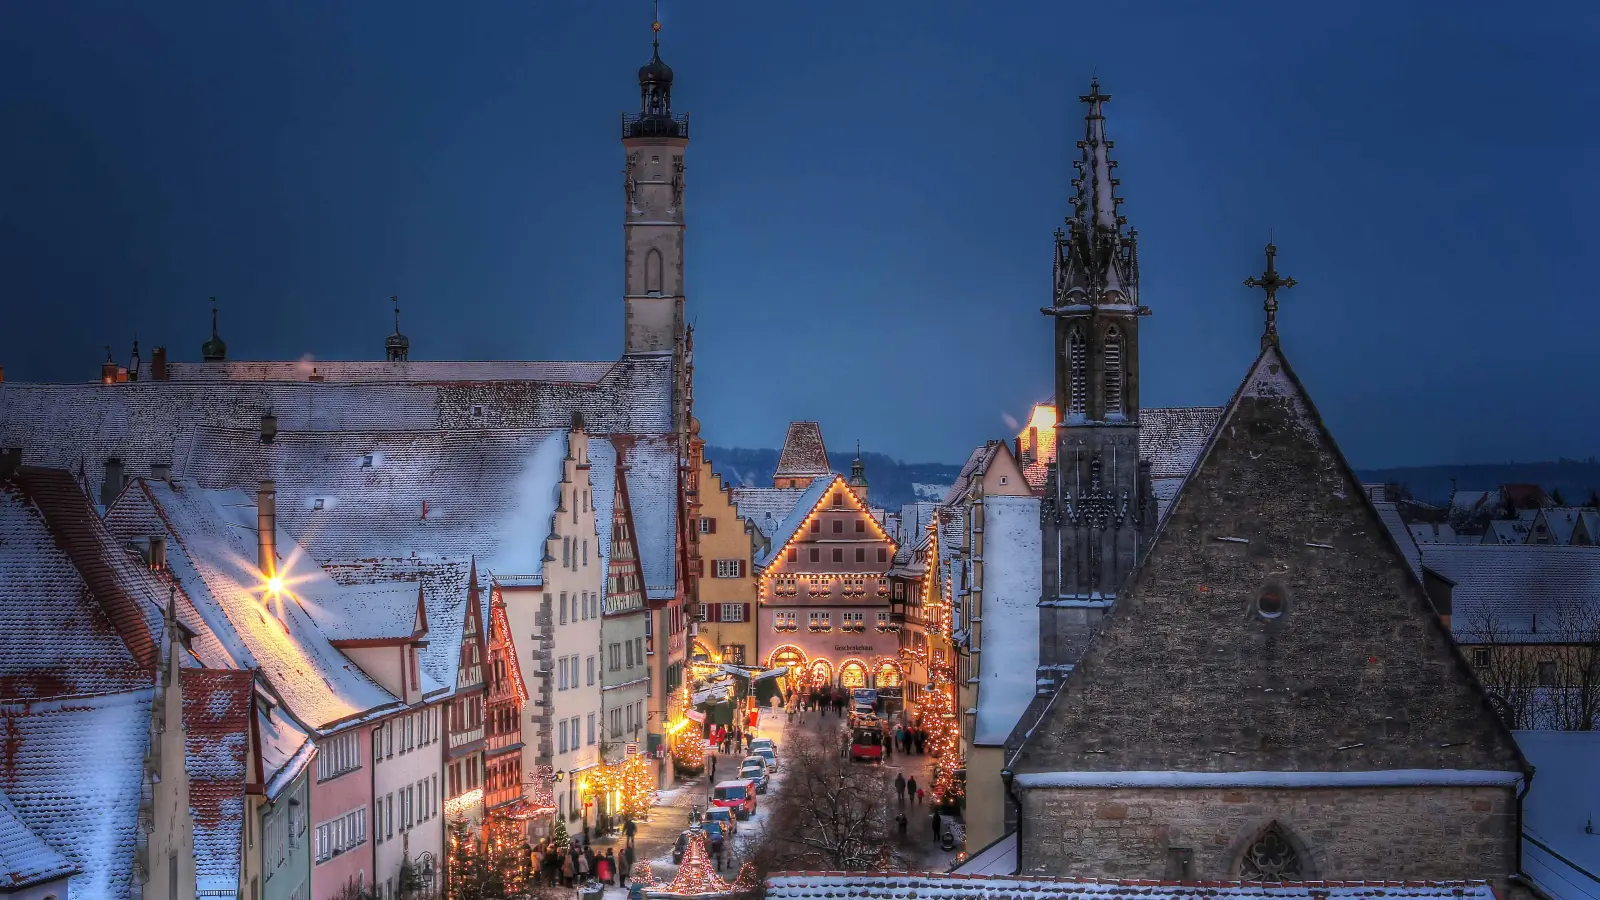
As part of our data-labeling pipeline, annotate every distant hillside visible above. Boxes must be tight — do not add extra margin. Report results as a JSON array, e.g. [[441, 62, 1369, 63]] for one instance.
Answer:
[[705, 446, 965, 511], [1353, 459, 1600, 506]]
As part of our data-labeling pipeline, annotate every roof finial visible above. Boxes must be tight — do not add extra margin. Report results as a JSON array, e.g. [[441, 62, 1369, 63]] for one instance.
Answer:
[[392, 295, 400, 333], [652, 0, 661, 54], [1244, 242, 1297, 351], [384, 294, 411, 361]]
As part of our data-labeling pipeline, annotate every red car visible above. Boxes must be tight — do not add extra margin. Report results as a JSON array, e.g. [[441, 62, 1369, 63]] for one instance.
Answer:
[[711, 779, 758, 819]]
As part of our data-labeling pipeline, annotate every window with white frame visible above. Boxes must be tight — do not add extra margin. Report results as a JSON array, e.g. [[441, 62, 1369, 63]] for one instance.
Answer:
[[720, 603, 746, 622], [714, 559, 743, 578], [773, 611, 797, 631], [316, 731, 360, 782], [808, 611, 831, 631], [876, 611, 890, 627], [558, 719, 569, 753], [313, 807, 366, 863]]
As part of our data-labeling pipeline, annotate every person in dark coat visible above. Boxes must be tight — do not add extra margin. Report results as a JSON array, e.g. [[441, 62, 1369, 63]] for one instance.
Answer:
[[932, 810, 941, 841], [894, 772, 906, 802], [624, 816, 637, 850], [906, 775, 918, 802]]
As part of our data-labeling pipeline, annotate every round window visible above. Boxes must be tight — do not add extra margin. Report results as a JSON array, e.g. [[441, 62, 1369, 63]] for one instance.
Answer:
[[1257, 588, 1284, 619]]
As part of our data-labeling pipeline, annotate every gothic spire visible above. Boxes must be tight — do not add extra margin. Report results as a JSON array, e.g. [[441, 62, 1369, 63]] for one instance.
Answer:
[[1076, 79, 1122, 232], [1051, 80, 1141, 310]]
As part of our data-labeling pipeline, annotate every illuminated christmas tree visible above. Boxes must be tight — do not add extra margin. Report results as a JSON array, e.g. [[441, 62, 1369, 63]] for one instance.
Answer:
[[673, 728, 706, 776], [587, 753, 656, 822], [638, 824, 758, 897]]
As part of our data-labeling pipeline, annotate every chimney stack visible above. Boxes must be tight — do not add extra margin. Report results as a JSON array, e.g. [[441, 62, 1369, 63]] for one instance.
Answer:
[[260, 412, 278, 444], [0, 448, 20, 479], [150, 347, 168, 381], [151, 462, 172, 481], [0, 364, 6, 383], [148, 535, 167, 571], [257, 480, 277, 580], [101, 458, 125, 507]]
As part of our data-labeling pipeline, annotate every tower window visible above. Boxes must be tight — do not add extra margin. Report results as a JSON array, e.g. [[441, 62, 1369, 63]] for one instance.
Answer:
[[1103, 326, 1124, 416], [645, 249, 664, 294], [1068, 327, 1087, 415]]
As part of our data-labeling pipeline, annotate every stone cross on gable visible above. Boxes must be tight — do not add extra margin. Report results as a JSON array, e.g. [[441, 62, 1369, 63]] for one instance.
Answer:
[[1244, 242, 1297, 351]]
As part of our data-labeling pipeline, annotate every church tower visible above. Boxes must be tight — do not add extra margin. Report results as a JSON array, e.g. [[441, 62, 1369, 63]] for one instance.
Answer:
[[1037, 81, 1157, 680], [621, 19, 689, 361]]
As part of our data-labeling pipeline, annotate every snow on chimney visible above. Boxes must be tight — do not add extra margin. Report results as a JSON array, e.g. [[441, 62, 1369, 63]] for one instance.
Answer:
[[257, 480, 277, 580]]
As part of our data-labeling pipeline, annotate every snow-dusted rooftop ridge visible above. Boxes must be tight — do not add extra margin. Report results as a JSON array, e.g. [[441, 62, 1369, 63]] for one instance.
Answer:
[[1013, 769, 1523, 789], [164, 359, 619, 384], [950, 830, 1017, 876], [299, 580, 423, 642], [590, 435, 679, 601], [943, 442, 1003, 505], [1515, 729, 1600, 900], [765, 873, 1498, 900], [0, 689, 154, 900], [110, 479, 399, 731], [1422, 543, 1600, 642], [0, 483, 149, 699], [754, 475, 843, 569], [973, 495, 1041, 746], [484, 429, 570, 579], [731, 487, 808, 542], [325, 558, 471, 697], [774, 421, 831, 478], [0, 786, 76, 889], [1371, 500, 1423, 579]]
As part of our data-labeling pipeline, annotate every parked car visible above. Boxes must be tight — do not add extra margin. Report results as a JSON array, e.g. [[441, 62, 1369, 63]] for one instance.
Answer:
[[739, 763, 769, 793], [711, 779, 758, 819], [704, 806, 738, 834], [749, 737, 777, 755], [751, 746, 779, 771]]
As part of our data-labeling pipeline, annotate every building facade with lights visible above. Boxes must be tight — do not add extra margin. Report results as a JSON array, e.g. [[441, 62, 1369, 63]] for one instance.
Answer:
[[755, 474, 903, 693], [693, 454, 758, 667], [597, 449, 651, 822]]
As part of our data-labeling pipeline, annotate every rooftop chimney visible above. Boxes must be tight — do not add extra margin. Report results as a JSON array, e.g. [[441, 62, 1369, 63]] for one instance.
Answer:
[[148, 535, 167, 571], [260, 412, 278, 444], [0, 364, 6, 383], [151, 462, 172, 482], [150, 347, 168, 381], [101, 458, 125, 507], [257, 480, 277, 580], [0, 448, 20, 479]]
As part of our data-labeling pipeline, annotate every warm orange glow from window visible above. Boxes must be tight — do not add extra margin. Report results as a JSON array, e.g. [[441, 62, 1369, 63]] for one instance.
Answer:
[[1026, 403, 1055, 432]]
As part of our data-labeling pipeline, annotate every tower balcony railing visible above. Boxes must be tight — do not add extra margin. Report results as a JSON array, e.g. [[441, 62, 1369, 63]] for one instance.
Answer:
[[621, 112, 690, 140]]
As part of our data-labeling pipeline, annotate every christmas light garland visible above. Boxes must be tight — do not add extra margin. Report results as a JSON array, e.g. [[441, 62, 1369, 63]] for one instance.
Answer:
[[635, 824, 758, 897]]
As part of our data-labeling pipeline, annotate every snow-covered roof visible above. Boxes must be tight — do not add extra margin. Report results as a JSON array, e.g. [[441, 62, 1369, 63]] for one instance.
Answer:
[[1483, 519, 1531, 545], [1516, 729, 1600, 900], [754, 476, 843, 569], [0, 482, 151, 699], [950, 831, 1016, 876], [164, 359, 619, 384], [1371, 500, 1423, 579], [1010, 407, 1219, 502], [256, 695, 313, 800], [0, 787, 75, 889], [973, 496, 1041, 746], [774, 422, 831, 478], [943, 442, 1003, 505], [732, 487, 808, 542], [1422, 543, 1600, 642], [1408, 521, 1463, 545], [0, 689, 154, 899], [325, 558, 471, 694], [107, 479, 400, 730], [183, 668, 254, 897], [1450, 490, 1496, 517], [765, 874, 1498, 900], [1532, 508, 1586, 545], [300, 581, 423, 642], [596, 435, 680, 601]]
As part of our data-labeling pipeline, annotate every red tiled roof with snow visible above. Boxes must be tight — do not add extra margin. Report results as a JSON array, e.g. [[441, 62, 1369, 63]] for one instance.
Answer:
[[0, 787, 75, 889], [0, 480, 150, 699], [774, 422, 831, 478], [0, 690, 154, 899], [183, 668, 254, 897], [765, 873, 1499, 900]]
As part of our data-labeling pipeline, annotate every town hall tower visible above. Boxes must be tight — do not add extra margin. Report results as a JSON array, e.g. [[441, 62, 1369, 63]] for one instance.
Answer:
[[621, 21, 689, 362]]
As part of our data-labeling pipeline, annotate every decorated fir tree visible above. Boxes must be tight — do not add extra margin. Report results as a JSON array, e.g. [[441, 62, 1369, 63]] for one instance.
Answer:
[[551, 811, 570, 847]]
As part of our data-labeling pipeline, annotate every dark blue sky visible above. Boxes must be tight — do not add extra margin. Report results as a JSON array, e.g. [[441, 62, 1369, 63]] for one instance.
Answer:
[[2, 2, 1595, 466]]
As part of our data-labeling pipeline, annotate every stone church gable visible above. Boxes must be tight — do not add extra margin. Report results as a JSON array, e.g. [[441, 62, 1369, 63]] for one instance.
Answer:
[[1011, 343, 1525, 778]]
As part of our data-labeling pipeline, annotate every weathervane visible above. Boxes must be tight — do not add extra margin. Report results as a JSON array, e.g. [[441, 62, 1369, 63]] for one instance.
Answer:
[[1244, 242, 1296, 350]]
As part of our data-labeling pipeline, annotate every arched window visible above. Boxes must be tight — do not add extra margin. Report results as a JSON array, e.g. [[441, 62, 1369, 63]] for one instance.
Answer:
[[645, 249, 664, 294], [1240, 822, 1303, 879], [1068, 327, 1087, 415], [1103, 325, 1125, 416]]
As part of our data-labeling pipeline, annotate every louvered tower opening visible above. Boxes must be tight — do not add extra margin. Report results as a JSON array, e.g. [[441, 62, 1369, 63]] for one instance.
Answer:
[[1103, 326, 1124, 416], [1068, 328, 1088, 415]]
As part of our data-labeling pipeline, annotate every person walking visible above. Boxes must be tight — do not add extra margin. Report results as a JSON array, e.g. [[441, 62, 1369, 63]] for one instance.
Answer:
[[894, 772, 906, 803], [916, 787, 925, 805], [897, 811, 908, 838], [711, 753, 718, 779], [624, 817, 637, 851], [907, 776, 918, 803], [932, 810, 941, 842], [561, 850, 576, 886], [596, 851, 614, 886]]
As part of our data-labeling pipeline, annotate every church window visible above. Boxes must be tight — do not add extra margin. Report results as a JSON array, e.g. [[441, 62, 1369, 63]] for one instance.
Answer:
[[1068, 327, 1087, 415], [1239, 822, 1302, 879], [645, 249, 664, 294], [1103, 326, 1125, 416]]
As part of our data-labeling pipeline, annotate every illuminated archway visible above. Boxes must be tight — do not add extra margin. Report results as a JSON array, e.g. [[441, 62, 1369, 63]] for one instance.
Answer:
[[767, 645, 807, 694], [691, 639, 717, 662], [839, 659, 868, 689], [809, 658, 833, 687], [875, 660, 903, 689]]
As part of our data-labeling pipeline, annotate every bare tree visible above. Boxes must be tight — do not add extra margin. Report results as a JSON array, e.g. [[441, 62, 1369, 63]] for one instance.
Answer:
[[1459, 596, 1600, 731], [749, 731, 903, 871]]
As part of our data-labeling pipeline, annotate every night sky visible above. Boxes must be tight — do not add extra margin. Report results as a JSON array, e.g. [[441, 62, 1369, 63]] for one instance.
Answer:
[[2, 1, 1595, 467]]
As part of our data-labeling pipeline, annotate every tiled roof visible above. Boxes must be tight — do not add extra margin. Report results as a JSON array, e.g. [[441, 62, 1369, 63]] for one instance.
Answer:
[[1422, 543, 1600, 641], [765, 874, 1498, 900], [1532, 507, 1586, 545], [183, 669, 254, 896], [1139, 406, 1224, 479], [301, 581, 423, 642], [0, 482, 150, 699], [943, 442, 1003, 505], [0, 689, 154, 900], [0, 787, 75, 889], [731, 487, 808, 542], [1483, 519, 1531, 545], [0, 355, 674, 484], [774, 422, 830, 478], [326, 558, 472, 694], [164, 359, 619, 384], [754, 476, 840, 569], [106, 480, 400, 730], [593, 435, 680, 601], [255, 694, 313, 800]]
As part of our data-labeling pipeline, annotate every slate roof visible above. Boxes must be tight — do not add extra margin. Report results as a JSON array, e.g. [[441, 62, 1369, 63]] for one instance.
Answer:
[[1532, 508, 1586, 545], [0, 787, 76, 889], [326, 558, 473, 693], [765, 874, 1499, 900], [732, 487, 808, 542], [1012, 344, 1525, 779], [183, 669, 255, 897], [1484, 519, 1532, 545], [774, 422, 831, 479], [1421, 544, 1600, 642], [165, 359, 619, 384], [0, 689, 154, 899], [1371, 500, 1423, 579], [301, 581, 424, 642], [0, 481, 150, 699], [1516, 729, 1600, 900], [106, 479, 400, 730]]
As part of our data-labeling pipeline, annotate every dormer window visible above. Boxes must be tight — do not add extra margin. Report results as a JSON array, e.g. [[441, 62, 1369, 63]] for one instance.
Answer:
[[471, 405, 484, 418], [314, 498, 325, 510], [361, 455, 373, 468]]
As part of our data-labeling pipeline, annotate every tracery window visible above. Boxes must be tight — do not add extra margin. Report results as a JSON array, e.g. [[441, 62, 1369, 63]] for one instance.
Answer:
[[1103, 325, 1124, 416], [1068, 327, 1087, 415], [1240, 822, 1302, 879]]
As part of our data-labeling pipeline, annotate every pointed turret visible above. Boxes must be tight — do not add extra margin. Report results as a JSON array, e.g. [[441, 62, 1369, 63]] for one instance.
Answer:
[[848, 442, 869, 504], [384, 295, 410, 362], [201, 297, 227, 362], [1052, 80, 1140, 309]]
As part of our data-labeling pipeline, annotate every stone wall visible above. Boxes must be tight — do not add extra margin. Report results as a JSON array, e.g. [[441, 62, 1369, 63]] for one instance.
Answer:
[[1017, 784, 1518, 881]]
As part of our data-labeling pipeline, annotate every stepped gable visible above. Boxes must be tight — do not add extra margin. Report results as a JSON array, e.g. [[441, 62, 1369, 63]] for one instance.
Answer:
[[1011, 343, 1524, 777], [774, 422, 831, 479]]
